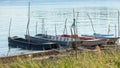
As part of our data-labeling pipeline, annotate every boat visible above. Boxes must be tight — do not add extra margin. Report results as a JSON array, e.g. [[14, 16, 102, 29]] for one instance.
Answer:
[[8, 36, 59, 50], [82, 33, 119, 44], [61, 34, 106, 46], [25, 34, 73, 48], [25, 34, 106, 48]]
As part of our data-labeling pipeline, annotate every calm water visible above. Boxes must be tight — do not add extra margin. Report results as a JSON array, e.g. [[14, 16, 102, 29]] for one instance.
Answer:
[[0, 5, 119, 57]]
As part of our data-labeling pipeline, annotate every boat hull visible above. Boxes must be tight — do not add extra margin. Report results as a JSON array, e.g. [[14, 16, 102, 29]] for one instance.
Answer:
[[25, 35, 105, 48], [25, 35, 69, 48], [82, 34, 119, 45], [8, 36, 59, 50]]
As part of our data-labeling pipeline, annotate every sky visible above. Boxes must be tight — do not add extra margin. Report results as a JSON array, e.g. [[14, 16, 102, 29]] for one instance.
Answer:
[[0, 0, 120, 6]]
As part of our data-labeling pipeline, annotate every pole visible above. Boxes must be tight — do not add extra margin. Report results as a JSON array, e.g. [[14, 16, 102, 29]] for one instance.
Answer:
[[63, 18, 68, 34], [36, 22, 38, 35], [9, 18, 12, 37], [87, 13, 96, 33], [55, 24, 57, 36], [75, 12, 79, 35], [108, 24, 110, 34], [118, 10, 119, 37], [73, 9, 78, 59], [41, 18, 45, 34], [115, 24, 117, 37], [7, 18, 12, 56], [26, 2, 30, 36], [118, 10, 119, 44]]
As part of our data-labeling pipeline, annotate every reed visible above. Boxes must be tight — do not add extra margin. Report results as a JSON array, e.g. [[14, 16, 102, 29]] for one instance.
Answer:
[[0, 50, 120, 68]]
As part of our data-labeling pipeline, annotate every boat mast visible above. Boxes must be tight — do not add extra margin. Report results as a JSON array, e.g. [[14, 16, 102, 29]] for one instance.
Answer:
[[26, 2, 30, 36]]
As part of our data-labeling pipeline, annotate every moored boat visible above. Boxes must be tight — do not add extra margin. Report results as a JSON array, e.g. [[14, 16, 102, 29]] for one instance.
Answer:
[[8, 36, 59, 50], [82, 33, 119, 44], [25, 34, 106, 48]]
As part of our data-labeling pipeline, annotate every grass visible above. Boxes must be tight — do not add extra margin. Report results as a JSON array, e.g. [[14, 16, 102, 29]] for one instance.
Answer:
[[1, 50, 120, 68]]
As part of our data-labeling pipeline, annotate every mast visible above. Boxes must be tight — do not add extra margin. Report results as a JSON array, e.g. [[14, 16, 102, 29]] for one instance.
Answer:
[[26, 2, 30, 36]]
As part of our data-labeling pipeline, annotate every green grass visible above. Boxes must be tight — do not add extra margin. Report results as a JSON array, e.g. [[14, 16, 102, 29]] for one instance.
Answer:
[[1, 50, 120, 68]]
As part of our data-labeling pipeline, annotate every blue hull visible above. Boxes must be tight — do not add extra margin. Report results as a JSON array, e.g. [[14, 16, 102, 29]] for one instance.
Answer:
[[8, 37, 59, 50], [25, 35, 69, 48]]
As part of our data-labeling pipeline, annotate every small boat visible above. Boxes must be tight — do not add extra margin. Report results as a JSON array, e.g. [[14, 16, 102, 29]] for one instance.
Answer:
[[61, 34, 106, 46], [8, 36, 59, 50], [25, 34, 106, 48], [25, 34, 72, 48], [82, 33, 119, 44]]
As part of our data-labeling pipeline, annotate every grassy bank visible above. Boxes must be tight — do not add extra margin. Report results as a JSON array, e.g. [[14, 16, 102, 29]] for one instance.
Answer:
[[1, 50, 120, 68]]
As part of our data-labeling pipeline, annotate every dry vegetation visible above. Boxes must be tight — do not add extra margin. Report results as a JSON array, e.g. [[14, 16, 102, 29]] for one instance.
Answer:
[[0, 49, 120, 68]]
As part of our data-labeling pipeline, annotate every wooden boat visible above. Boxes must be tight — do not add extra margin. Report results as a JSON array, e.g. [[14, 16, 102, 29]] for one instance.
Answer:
[[82, 33, 119, 44], [25, 34, 72, 48], [8, 36, 59, 50], [61, 34, 106, 46], [25, 34, 106, 48]]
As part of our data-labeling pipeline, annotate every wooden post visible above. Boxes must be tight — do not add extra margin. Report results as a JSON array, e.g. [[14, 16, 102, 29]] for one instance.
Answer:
[[55, 24, 57, 36], [115, 24, 117, 37], [70, 28, 73, 48], [63, 18, 68, 34], [41, 18, 45, 34], [7, 18, 12, 56], [26, 2, 30, 36], [36, 22, 38, 35], [75, 12, 79, 35], [117, 10, 119, 44], [8, 18, 12, 37], [118, 10, 119, 38], [73, 9, 78, 59], [108, 24, 110, 34], [87, 13, 95, 33]]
